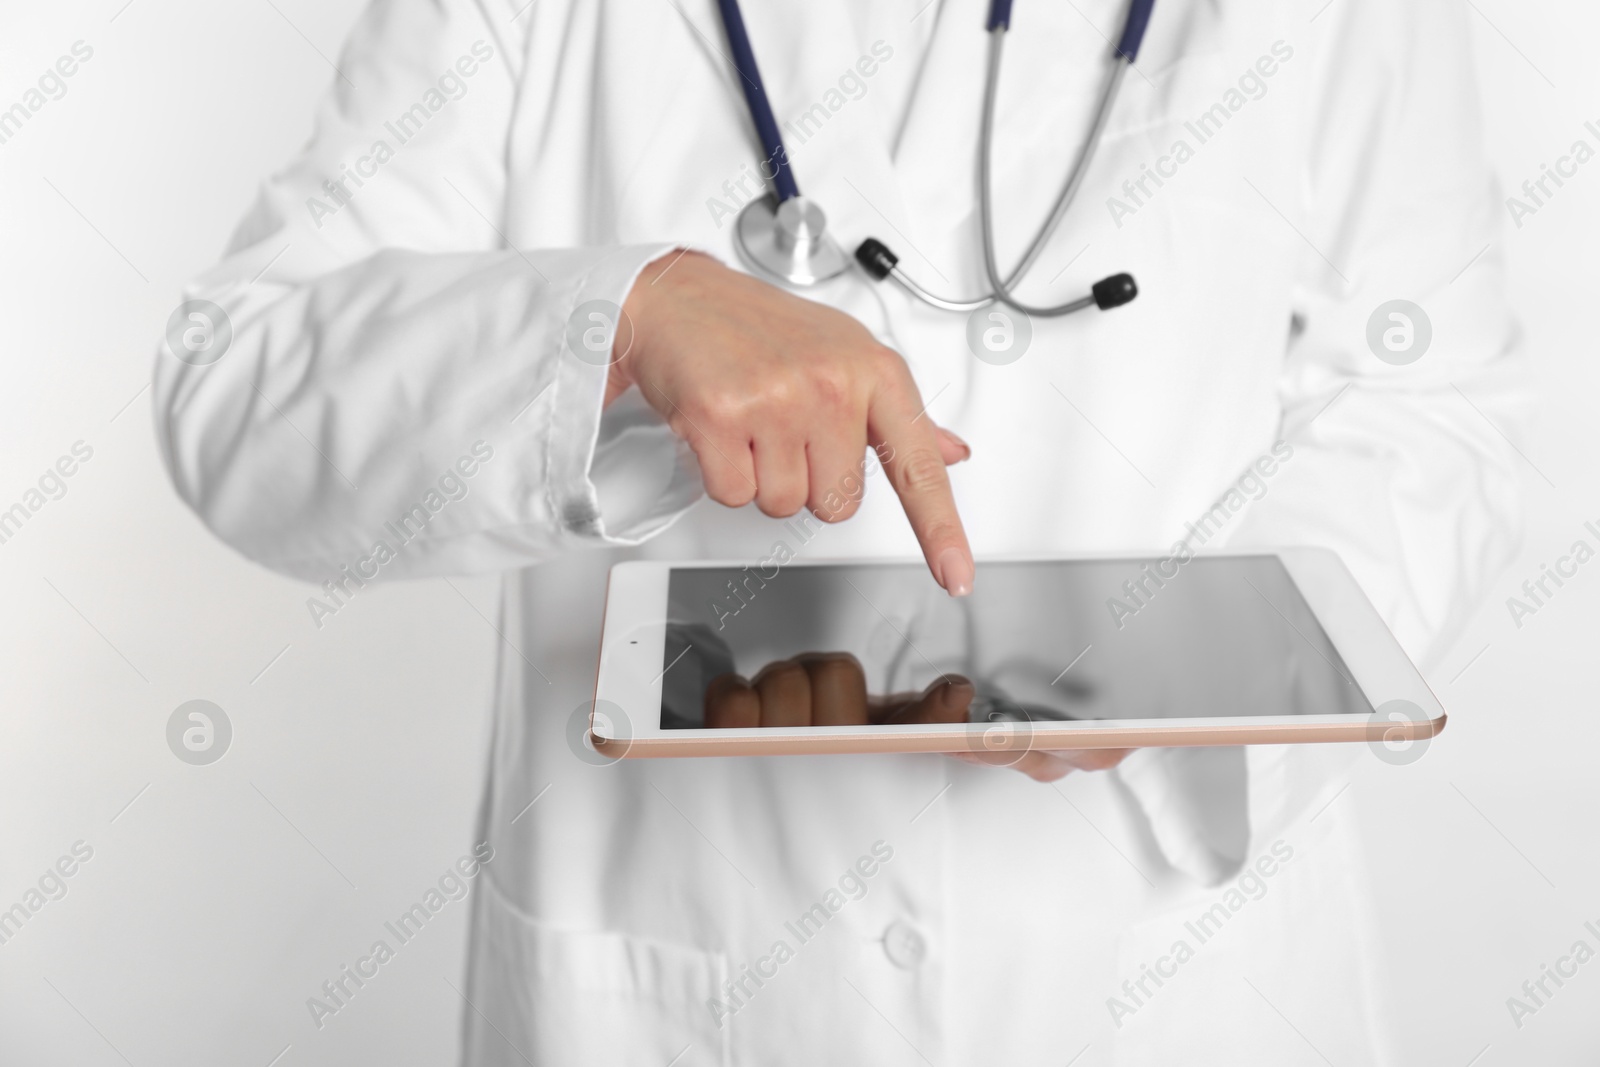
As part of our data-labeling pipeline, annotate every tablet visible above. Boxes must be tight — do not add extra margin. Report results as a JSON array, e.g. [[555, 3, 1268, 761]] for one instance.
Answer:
[[588, 549, 1445, 759]]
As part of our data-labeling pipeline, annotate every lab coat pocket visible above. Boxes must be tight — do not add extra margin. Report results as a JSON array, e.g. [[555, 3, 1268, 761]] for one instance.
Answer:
[[464, 872, 730, 1067]]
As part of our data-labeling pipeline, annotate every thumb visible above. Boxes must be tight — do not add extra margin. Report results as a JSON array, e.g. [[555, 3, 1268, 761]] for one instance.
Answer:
[[874, 674, 976, 725]]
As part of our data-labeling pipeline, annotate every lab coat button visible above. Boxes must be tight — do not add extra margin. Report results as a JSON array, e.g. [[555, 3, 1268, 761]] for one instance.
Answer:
[[882, 920, 927, 970]]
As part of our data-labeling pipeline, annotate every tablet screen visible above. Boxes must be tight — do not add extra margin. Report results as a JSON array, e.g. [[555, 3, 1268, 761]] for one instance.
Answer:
[[658, 556, 1372, 729]]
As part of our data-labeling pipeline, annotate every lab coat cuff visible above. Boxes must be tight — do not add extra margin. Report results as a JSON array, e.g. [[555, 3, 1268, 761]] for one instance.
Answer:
[[546, 244, 705, 546]]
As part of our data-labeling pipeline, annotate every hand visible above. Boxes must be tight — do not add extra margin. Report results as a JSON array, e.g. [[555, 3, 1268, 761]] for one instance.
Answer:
[[612, 251, 975, 596], [702, 653, 1130, 782]]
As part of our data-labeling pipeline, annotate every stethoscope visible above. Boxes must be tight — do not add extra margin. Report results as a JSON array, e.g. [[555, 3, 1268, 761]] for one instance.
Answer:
[[717, 0, 1154, 317]]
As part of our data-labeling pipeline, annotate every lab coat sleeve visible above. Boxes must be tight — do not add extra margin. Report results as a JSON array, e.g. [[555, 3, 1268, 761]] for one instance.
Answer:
[[1119, 0, 1531, 884], [1222, 0, 1531, 669], [151, 0, 701, 584]]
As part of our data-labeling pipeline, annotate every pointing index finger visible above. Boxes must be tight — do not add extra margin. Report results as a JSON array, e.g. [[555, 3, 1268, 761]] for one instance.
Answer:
[[867, 359, 974, 596]]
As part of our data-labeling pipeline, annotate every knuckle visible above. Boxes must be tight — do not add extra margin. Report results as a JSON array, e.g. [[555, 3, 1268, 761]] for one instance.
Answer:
[[758, 374, 803, 412], [892, 448, 948, 496], [915, 518, 961, 551], [866, 342, 906, 375], [870, 349, 916, 395], [807, 361, 858, 412], [693, 388, 753, 430]]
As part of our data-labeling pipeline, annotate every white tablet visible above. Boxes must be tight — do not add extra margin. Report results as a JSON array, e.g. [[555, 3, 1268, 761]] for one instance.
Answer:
[[588, 549, 1444, 759]]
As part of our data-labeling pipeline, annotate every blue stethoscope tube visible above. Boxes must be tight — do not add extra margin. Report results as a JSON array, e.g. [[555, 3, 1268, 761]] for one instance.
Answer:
[[1113, 0, 1157, 61], [988, 0, 1153, 57], [716, 0, 800, 204], [720, 0, 1155, 317]]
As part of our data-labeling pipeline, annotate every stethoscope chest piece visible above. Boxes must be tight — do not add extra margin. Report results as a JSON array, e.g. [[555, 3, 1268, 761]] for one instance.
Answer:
[[734, 193, 851, 287]]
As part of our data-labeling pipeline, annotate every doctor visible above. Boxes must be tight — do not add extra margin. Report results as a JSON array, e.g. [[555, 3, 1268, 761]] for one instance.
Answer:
[[154, 0, 1524, 1061]]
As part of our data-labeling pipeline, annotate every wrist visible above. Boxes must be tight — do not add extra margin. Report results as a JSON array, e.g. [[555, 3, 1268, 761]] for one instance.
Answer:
[[609, 250, 681, 405], [607, 256, 659, 404]]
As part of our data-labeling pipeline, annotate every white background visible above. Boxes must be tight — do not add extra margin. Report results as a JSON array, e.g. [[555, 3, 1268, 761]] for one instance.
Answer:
[[1, 1, 1596, 1064]]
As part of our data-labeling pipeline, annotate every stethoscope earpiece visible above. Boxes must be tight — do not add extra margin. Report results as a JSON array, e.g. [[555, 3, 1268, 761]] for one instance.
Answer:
[[1092, 273, 1138, 310], [853, 238, 898, 281]]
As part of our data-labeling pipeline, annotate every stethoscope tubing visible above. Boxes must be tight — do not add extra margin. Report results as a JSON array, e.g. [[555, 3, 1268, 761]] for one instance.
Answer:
[[715, 0, 800, 203], [892, 38, 1128, 316], [717, 0, 1156, 316], [973, 37, 1130, 316]]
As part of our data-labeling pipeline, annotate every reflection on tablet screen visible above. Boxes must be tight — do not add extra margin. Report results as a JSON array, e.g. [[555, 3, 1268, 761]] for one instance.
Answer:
[[659, 557, 1373, 730]]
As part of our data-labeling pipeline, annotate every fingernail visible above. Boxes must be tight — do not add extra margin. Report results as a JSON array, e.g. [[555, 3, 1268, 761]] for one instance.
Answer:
[[935, 547, 974, 597], [942, 429, 972, 461]]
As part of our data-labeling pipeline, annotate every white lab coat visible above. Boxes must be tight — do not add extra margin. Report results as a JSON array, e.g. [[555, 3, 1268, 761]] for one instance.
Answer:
[[153, 0, 1525, 1062]]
